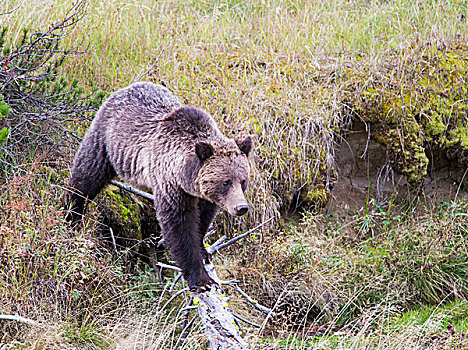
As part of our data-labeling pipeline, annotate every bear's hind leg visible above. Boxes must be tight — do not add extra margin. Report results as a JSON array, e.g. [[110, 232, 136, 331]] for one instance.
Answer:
[[67, 132, 115, 225]]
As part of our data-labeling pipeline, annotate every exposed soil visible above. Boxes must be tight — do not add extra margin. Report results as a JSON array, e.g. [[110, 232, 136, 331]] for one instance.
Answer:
[[328, 120, 468, 213]]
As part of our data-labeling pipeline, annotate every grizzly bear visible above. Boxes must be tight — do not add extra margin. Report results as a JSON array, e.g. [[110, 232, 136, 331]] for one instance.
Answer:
[[67, 82, 252, 292]]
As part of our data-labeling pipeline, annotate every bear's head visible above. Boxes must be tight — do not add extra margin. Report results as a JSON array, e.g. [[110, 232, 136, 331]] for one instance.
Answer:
[[195, 137, 252, 216]]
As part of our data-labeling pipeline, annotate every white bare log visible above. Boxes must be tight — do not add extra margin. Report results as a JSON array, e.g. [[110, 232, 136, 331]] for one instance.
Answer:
[[195, 262, 249, 350]]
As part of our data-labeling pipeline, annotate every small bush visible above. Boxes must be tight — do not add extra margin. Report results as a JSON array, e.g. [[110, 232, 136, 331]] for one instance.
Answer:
[[0, 94, 10, 147], [0, 1, 104, 165]]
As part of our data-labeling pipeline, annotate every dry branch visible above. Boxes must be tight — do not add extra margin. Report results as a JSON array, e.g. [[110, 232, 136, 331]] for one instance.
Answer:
[[0, 314, 41, 327], [110, 180, 154, 201]]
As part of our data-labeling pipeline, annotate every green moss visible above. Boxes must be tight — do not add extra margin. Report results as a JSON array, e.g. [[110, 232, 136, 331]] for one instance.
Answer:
[[304, 187, 328, 207], [448, 127, 468, 148], [425, 115, 446, 137], [348, 42, 468, 186], [103, 186, 140, 230], [384, 129, 428, 185]]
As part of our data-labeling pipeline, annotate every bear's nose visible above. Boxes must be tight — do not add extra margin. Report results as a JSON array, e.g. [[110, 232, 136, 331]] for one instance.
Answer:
[[234, 204, 249, 216]]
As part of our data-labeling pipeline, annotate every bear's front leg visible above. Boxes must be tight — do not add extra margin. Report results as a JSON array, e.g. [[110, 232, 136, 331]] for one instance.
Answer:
[[198, 199, 219, 263], [155, 192, 217, 292]]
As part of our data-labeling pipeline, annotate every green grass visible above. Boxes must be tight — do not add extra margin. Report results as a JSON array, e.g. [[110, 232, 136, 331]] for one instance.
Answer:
[[3, 0, 468, 220], [396, 301, 468, 332]]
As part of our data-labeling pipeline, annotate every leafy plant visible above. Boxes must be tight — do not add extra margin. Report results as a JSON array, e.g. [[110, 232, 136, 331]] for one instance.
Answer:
[[0, 94, 9, 146]]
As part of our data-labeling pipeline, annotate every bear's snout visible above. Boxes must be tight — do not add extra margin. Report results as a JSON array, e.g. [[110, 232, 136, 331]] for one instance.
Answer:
[[234, 204, 249, 216]]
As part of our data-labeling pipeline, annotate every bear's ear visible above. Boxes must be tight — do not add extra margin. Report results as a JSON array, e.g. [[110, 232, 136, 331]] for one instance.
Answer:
[[195, 142, 214, 162], [236, 136, 252, 156]]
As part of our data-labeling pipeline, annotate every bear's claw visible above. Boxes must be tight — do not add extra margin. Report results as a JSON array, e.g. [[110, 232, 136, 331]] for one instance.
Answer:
[[188, 273, 218, 293]]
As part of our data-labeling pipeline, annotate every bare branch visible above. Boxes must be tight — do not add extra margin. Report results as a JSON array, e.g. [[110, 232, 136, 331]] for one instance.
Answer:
[[0, 2, 23, 16], [0, 314, 41, 327], [208, 217, 274, 254], [222, 281, 275, 317], [231, 312, 262, 328], [110, 180, 154, 201], [156, 262, 182, 272], [207, 235, 227, 252]]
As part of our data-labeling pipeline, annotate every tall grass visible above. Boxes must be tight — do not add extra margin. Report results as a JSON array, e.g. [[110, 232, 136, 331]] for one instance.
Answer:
[[3, 0, 467, 221]]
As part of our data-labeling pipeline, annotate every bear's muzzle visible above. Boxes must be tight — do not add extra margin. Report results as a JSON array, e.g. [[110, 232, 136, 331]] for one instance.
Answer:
[[234, 204, 249, 216]]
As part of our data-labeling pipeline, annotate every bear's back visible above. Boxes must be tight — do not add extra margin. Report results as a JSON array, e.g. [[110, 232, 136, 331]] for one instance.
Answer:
[[102, 82, 181, 124], [93, 82, 227, 189]]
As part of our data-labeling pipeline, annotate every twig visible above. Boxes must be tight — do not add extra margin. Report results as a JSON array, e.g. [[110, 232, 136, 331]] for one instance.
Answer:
[[110, 180, 154, 201], [0, 314, 41, 327], [223, 282, 275, 317], [204, 228, 216, 238], [231, 312, 262, 328], [208, 217, 274, 254], [133, 39, 172, 82], [180, 305, 198, 312], [157, 262, 182, 272], [207, 235, 227, 253], [360, 121, 371, 159], [0, 2, 23, 16], [108, 226, 117, 252]]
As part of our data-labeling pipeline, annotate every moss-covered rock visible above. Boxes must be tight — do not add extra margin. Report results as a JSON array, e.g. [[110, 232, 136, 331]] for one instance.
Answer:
[[103, 185, 141, 230], [347, 41, 468, 186], [94, 185, 162, 267]]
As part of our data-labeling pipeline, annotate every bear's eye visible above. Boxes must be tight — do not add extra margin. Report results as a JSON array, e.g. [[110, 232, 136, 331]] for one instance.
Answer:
[[241, 179, 247, 189], [223, 180, 232, 187]]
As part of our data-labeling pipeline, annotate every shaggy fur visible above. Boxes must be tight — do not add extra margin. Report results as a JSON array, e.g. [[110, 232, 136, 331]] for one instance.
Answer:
[[68, 82, 252, 291]]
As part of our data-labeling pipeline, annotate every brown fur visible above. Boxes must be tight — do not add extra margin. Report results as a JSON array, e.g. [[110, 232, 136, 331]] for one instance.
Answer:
[[67, 82, 252, 291]]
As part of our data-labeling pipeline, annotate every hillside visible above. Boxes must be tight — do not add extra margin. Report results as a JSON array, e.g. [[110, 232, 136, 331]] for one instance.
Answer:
[[0, 0, 467, 348]]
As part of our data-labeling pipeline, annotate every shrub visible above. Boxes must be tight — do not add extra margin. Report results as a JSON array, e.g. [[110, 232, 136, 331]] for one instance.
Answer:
[[0, 1, 104, 164], [0, 94, 10, 147]]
